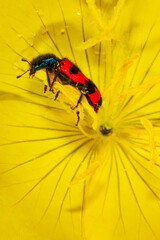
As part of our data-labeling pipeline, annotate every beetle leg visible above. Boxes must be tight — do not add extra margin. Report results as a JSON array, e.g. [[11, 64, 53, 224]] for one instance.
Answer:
[[46, 69, 55, 94], [44, 84, 47, 93], [71, 86, 87, 110], [54, 90, 60, 100], [71, 92, 84, 110], [46, 69, 51, 86], [49, 67, 60, 91], [75, 111, 80, 126]]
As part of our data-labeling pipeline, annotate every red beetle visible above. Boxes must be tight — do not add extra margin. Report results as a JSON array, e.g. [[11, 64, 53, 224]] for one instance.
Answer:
[[17, 54, 102, 124]]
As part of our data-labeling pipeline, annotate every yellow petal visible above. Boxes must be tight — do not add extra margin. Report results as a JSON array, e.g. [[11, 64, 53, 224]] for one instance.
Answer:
[[1, 0, 160, 240]]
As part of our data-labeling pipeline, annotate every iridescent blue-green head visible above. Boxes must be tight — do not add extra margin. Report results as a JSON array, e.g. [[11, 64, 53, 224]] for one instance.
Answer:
[[30, 54, 60, 75], [16, 54, 60, 79]]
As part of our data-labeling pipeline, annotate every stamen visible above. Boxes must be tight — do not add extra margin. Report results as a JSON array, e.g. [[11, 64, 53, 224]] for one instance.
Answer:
[[103, 55, 139, 98], [78, 0, 124, 49], [70, 161, 100, 186], [120, 75, 160, 98], [109, 0, 125, 30], [77, 32, 120, 50], [86, 0, 106, 31], [141, 118, 159, 170]]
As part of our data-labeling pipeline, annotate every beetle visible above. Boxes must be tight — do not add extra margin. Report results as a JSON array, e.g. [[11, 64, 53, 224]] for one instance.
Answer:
[[17, 54, 102, 125]]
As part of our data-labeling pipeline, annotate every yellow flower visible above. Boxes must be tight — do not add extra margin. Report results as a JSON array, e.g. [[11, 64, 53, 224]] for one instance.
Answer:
[[1, 0, 160, 239]]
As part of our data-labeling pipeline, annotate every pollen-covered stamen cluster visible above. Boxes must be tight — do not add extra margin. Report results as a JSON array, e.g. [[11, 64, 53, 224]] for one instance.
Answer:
[[101, 55, 160, 169], [79, 0, 160, 172], [94, 55, 138, 139], [78, 0, 125, 50], [75, 0, 126, 136]]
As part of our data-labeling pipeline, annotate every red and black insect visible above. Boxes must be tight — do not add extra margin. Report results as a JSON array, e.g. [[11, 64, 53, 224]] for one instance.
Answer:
[[17, 54, 102, 125]]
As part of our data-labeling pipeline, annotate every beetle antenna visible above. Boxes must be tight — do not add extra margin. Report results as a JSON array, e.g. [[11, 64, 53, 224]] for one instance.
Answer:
[[16, 69, 30, 79], [21, 58, 30, 65], [16, 57, 31, 78]]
